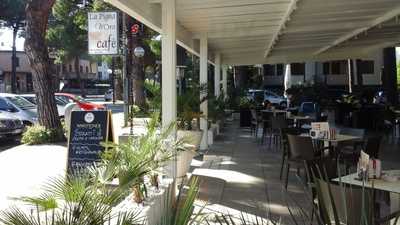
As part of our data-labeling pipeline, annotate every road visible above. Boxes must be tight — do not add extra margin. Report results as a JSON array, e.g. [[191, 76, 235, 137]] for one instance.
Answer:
[[0, 138, 20, 152]]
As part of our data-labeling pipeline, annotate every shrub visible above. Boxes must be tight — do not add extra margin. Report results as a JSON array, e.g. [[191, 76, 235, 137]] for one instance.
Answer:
[[21, 125, 55, 145]]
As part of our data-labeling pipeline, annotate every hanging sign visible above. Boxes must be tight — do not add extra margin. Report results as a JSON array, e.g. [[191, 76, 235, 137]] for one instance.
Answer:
[[88, 11, 119, 55]]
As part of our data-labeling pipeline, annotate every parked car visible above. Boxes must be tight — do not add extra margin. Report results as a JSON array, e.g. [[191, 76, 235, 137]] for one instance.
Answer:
[[55, 93, 105, 111], [104, 89, 113, 101], [0, 110, 24, 139], [0, 93, 38, 125], [19, 94, 66, 117], [247, 89, 287, 107]]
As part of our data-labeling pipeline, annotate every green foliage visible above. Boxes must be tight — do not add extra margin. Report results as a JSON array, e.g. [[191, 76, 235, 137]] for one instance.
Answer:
[[0, 0, 26, 27], [161, 177, 204, 225], [177, 84, 207, 130], [100, 112, 188, 188], [21, 125, 60, 145], [47, 0, 89, 64], [144, 80, 161, 112], [0, 175, 143, 225], [208, 94, 226, 123]]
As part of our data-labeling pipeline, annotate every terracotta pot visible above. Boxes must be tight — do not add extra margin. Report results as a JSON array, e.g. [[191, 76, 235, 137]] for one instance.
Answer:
[[132, 184, 144, 204], [150, 174, 159, 189]]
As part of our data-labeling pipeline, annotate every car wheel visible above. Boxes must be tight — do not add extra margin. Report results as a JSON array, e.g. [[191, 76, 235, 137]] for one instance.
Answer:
[[280, 102, 287, 108]]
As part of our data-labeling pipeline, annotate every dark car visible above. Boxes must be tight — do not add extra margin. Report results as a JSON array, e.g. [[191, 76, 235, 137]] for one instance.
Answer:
[[0, 111, 25, 139]]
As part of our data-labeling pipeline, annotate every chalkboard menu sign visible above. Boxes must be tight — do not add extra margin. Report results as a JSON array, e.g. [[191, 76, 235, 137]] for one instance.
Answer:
[[67, 110, 114, 175]]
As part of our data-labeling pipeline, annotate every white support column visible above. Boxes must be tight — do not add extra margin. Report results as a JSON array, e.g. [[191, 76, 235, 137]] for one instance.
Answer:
[[161, 0, 176, 129], [222, 65, 228, 99], [214, 53, 221, 97], [200, 34, 208, 150]]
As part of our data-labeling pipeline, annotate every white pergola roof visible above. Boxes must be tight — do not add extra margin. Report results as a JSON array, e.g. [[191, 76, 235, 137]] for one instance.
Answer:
[[106, 0, 400, 65]]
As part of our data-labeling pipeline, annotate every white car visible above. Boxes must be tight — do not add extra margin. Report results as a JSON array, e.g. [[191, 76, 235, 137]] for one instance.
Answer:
[[19, 94, 66, 117], [247, 89, 287, 107], [104, 89, 113, 101], [0, 93, 38, 126]]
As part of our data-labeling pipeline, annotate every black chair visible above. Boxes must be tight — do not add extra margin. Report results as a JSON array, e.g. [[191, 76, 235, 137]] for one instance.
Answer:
[[364, 135, 382, 159], [250, 109, 262, 138], [339, 134, 382, 173], [314, 178, 374, 225], [284, 134, 319, 189], [279, 127, 302, 180], [269, 115, 288, 149], [261, 111, 273, 144]]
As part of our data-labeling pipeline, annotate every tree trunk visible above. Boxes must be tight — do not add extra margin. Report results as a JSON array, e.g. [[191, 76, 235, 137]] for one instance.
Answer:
[[24, 0, 64, 140], [74, 56, 85, 97]]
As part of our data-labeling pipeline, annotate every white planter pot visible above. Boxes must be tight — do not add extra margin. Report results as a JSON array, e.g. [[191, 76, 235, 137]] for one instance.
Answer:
[[176, 150, 196, 178], [177, 130, 203, 151], [211, 123, 220, 135], [131, 118, 151, 127], [207, 129, 214, 145]]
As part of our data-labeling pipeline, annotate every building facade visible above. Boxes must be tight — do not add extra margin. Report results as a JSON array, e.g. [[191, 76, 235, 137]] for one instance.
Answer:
[[0, 51, 33, 93], [263, 50, 383, 88], [0, 50, 99, 93]]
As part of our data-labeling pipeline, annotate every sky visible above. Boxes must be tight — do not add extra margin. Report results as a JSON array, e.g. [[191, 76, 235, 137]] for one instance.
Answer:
[[397, 47, 400, 61], [0, 28, 25, 51]]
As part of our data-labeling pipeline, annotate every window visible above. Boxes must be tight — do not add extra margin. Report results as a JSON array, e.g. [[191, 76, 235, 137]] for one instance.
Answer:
[[15, 57, 20, 67], [62, 64, 66, 72], [98, 72, 102, 79], [80, 66, 83, 73], [291, 63, 305, 75], [331, 60, 347, 75], [263, 64, 274, 76], [97, 62, 102, 66], [86, 66, 89, 73], [0, 98, 9, 110], [323, 62, 330, 74], [69, 64, 72, 72], [361, 60, 374, 74], [276, 64, 284, 76], [263, 64, 284, 76]]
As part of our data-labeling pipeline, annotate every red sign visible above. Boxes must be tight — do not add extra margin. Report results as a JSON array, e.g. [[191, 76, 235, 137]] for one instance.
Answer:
[[131, 24, 140, 34]]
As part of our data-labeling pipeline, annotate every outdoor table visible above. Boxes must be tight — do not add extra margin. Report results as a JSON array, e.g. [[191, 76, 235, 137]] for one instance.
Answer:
[[261, 109, 287, 116], [332, 170, 400, 194], [301, 133, 361, 156], [287, 115, 312, 127], [333, 170, 400, 217], [300, 133, 361, 145]]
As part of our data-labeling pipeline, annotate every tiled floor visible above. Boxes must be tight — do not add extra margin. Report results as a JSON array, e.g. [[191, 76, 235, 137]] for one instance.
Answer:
[[191, 122, 314, 225], [191, 120, 400, 225]]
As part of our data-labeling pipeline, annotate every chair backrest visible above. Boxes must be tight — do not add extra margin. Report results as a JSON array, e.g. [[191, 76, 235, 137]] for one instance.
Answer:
[[364, 135, 382, 158], [315, 178, 373, 225], [339, 127, 365, 138], [287, 134, 315, 160], [250, 109, 258, 120], [271, 115, 288, 130]]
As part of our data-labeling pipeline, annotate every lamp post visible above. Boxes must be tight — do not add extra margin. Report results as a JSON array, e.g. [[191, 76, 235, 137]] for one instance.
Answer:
[[133, 46, 145, 105], [129, 46, 145, 135]]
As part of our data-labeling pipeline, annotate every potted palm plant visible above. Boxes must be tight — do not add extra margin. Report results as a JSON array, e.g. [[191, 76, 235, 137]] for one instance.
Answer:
[[101, 112, 188, 202], [176, 84, 207, 180]]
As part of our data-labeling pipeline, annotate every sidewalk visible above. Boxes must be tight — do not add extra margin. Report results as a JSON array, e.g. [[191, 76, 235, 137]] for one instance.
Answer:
[[192, 122, 311, 225]]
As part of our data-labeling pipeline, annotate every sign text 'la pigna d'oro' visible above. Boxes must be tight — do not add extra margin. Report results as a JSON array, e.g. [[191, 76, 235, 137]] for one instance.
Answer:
[[67, 110, 114, 176], [88, 11, 119, 55]]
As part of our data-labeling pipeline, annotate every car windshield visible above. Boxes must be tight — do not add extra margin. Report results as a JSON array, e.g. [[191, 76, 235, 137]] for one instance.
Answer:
[[6, 96, 36, 110]]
